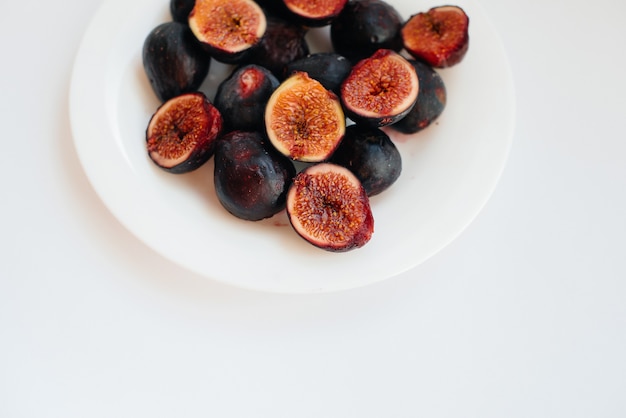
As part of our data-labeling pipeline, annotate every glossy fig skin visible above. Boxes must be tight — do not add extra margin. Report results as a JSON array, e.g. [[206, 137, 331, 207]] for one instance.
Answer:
[[284, 53, 352, 94], [329, 125, 401, 196], [391, 60, 447, 134], [170, 0, 195, 23], [142, 22, 211, 102], [214, 65, 280, 132], [146, 92, 223, 174], [330, 0, 404, 63], [214, 131, 296, 221]]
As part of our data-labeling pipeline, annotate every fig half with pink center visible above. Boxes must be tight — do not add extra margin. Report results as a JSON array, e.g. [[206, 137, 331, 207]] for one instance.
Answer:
[[282, 0, 348, 27]]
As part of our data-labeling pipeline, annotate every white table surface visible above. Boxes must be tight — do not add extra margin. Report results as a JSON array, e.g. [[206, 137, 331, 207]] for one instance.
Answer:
[[2, 0, 625, 417]]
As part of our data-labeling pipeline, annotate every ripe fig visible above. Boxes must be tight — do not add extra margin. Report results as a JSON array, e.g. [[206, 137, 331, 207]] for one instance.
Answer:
[[284, 52, 352, 94], [214, 131, 296, 221], [214, 64, 280, 132], [188, 0, 267, 64], [142, 21, 211, 102], [286, 163, 374, 252], [146, 92, 223, 173], [330, 0, 403, 63], [401, 5, 470, 68], [390, 60, 447, 134], [170, 0, 195, 23], [329, 125, 401, 196], [340, 49, 419, 127], [265, 72, 346, 162], [246, 15, 310, 78], [281, 0, 348, 27]]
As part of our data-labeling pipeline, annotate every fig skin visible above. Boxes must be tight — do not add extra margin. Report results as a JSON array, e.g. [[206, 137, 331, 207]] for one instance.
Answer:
[[146, 92, 223, 174], [286, 163, 374, 252], [284, 52, 352, 94], [214, 131, 296, 221], [401, 5, 470, 68], [340, 49, 419, 127], [329, 125, 401, 196], [214, 64, 280, 133], [390, 60, 447, 134], [188, 0, 267, 64], [330, 0, 404, 63], [265, 72, 346, 163], [142, 21, 211, 102], [281, 0, 348, 27], [245, 15, 310, 78], [170, 0, 195, 23]]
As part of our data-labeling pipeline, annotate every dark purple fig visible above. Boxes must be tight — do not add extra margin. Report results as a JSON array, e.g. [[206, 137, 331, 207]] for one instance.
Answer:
[[402, 5, 470, 68], [214, 65, 280, 132], [146, 92, 223, 173], [281, 0, 348, 27], [246, 15, 309, 78], [329, 125, 401, 196], [330, 0, 403, 63], [340, 49, 419, 127], [188, 0, 267, 64], [142, 21, 211, 102], [265, 72, 346, 162], [284, 52, 352, 94], [170, 0, 195, 23], [286, 163, 374, 252], [214, 131, 296, 221], [390, 60, 447, 134]]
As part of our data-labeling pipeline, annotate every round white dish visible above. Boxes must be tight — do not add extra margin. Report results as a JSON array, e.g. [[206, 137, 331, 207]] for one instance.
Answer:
[[69, 0, 515, 293]]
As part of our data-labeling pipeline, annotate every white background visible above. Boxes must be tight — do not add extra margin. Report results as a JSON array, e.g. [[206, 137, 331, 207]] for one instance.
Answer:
[[2, 0, 625, 417]]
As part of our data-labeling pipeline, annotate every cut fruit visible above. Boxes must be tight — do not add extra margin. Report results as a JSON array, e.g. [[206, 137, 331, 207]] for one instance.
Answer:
[[401, 5, 470, 68], [282, 0, 348, 27], [188, 0, 266, 63], [340, 49, 419, 127], [265, 72, 346, 162], [146, 92, 223, 173], [286, 163, 374, 252]]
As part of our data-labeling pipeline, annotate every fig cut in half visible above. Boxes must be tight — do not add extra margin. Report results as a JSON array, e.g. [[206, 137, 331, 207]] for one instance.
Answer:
[[286, 163, 374, 252], [282, 0, 348, 27], [340, 49, 419, 127], [265, 72, 346, 162], [401, 5, 470, 68], [146, 92, 223, 173], [188, 0, 267, 63]]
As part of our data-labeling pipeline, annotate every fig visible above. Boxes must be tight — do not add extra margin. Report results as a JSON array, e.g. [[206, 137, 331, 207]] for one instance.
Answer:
[[390, 60, 447, 134], [246, 15, 310, 78], [214, 64, 280, 132], [284, 52, 352, 94], [281, 0, 348, 27], [329, 125, 401, 196], [401, 5, 470, 68], [142, 21, 211, 102], [214, 131, 296, 221], [170, 0, 195, 23], [188, 0, 267, 64], [340, 49, 419, 127], [265, 72, 346, 162], [146, 92, 223, 173], [330, 0, 403, 63], [286, 163, 374, 252]]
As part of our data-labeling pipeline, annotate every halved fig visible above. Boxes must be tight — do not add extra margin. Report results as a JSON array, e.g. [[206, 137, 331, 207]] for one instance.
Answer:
[[286, 163, 374, 252], [265, 72, 346, 162], [146, 92, 223, 173], [282, 0, 348, 27], [142, 21, 211, 102], [401, 5, 470, 68], [214, 131, 296, 221], [329, 125, 401, 196], [390, 59, 447, 134], [188, 0, 267, 64], [340, 49, 419, 127]]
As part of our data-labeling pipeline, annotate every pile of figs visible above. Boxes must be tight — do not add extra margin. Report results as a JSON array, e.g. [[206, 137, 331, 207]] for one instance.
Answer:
[[142, 0, 469, 252]]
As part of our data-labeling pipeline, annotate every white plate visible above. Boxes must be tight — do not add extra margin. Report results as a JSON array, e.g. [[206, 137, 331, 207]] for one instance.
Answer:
[[69, 0, 515, 293]]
